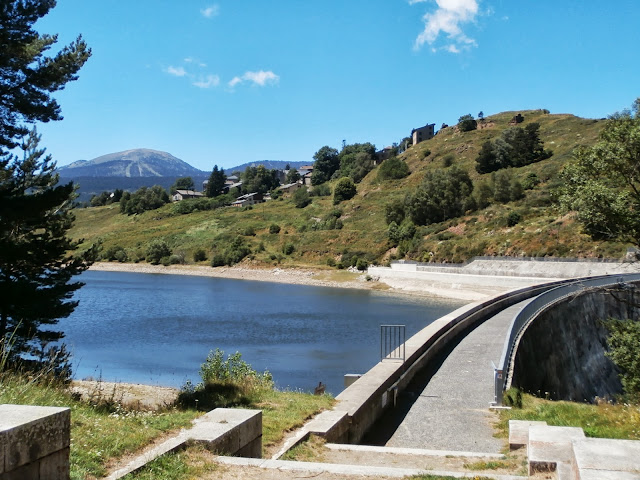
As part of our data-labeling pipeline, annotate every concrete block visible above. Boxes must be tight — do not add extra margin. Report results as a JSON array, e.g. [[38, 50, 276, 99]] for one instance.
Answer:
[[191, 408, 262, 458], [574, 437, 640, 478], [580, 471, 640, 480], [39, 448, 70, 480], [528, 425, 585, 474], [305, 410, 349, 443], [0, 404, 70, 471], [1, 460, 38, 480], [508, 420, 547, 451]]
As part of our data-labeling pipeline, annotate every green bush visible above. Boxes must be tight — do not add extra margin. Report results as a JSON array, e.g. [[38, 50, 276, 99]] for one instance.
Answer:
[[333, 177, 357, 204], [377, 157, 409, 181], [604, 318, 640, 401], [282, 243, 295, 255], [243, 226, 256, 236], [102, 245, 128, 263], [356, 258, 368, 271], [193, 249, 207, 262], [269, 224, 281, 234], [507, 211, 522, 227], [310, 183, 331, 197], [293, 186, 311, 208], [178, 349, 273, 410], [146, 240, 172, 265], [442, 153, 455, 167]]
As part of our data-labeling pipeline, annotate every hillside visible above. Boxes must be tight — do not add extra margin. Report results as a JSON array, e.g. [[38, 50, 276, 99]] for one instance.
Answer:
[[69, 109, 632, 268]]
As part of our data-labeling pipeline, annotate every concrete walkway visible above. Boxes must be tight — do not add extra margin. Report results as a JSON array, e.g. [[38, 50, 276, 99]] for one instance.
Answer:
[[384, 300, 530, 453]]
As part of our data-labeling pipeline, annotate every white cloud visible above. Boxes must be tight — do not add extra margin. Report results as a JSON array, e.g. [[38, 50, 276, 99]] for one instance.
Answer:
[[166, 66, 187, 77], [193, 74, 220, 89], [412, 0, 479, 53], [228, 70, 280, 88], [201, 5, 220, 18]]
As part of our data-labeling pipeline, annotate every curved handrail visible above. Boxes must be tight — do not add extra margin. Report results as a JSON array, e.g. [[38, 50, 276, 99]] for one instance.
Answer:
[[494, 273, 640, 404]]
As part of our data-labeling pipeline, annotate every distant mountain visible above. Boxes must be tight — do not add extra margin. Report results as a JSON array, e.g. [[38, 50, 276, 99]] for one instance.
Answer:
[[225, 160, 310, 174], [58, 148, 206, 177]]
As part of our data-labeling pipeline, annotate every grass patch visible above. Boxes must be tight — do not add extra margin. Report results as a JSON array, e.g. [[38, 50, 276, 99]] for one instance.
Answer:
[[257, 389, 335, 449], [0, 372, 198, 480], [463, 460, 512, 471], [280, 434, 327, 461], [497, 393, 640, 440], [121, 446, 220, 480]]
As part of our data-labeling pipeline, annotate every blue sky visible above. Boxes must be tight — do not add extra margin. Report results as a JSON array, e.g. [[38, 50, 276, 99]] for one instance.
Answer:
[[36, 0, 639, 171]]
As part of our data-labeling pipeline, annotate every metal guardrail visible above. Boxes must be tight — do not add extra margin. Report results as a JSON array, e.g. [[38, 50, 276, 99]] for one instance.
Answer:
[[381, 325, 406, 362], [493, 273, 640, 404]]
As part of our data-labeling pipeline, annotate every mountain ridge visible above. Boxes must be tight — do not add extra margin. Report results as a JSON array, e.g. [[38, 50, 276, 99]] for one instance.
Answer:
[[57, 148, 207, 178]]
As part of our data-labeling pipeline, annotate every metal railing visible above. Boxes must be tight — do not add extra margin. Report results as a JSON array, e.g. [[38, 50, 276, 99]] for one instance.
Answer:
[[493, 273, 640, 404], [380, 325, 406, 362]]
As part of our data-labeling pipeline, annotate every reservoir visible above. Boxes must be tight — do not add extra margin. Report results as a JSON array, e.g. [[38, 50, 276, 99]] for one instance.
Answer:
[[58, 270, 466, 395]]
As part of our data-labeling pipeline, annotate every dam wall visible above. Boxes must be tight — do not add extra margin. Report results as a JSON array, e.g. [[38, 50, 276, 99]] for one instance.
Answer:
[[511, 282, 640, 402]]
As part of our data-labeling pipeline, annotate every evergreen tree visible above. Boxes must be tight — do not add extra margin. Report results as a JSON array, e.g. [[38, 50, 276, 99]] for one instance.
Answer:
[[0, 130, 95, 370], [206, 165, 226, 197], [0, 1, 93, 373], [0, 0, 91, 149]]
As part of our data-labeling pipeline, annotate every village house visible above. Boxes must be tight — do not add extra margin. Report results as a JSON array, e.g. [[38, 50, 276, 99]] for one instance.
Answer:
[[278, 182, 301, 195], [172, 190, 204, 202], [231, 192, 264, 207], [411, 123, 435, 145]]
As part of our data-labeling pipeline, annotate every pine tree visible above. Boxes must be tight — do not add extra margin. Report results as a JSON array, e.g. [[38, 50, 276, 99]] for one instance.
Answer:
[[206, 165, 227, 197], [0, 1, 93, 373], [0, 0, 91, 149], [0, 130, 96, 371]]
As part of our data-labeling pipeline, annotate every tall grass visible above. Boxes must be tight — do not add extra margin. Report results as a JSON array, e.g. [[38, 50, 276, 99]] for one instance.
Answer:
[[497, 393, 640, 440]]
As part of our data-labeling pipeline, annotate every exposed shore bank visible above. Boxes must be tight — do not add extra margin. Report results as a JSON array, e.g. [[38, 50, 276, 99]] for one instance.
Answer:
[[89, 261, 473, 300]]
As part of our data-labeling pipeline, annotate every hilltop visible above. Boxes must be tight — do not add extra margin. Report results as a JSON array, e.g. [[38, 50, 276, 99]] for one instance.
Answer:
[[69, 109, 631, 268]]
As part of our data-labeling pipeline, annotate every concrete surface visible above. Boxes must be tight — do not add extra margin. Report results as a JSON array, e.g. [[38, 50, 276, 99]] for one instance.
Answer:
[[215, 455, 526, 479], [384, 301, 530, 452], [508, 420, 547, 451], [104, 408, 262, 480], [574, 438, 640, 479], [0, 404, 70, 480], [527, 425, 585, 474]]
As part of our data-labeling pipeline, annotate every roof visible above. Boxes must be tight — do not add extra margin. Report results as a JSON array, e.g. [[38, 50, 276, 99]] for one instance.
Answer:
[[175, 190, 204, 196]]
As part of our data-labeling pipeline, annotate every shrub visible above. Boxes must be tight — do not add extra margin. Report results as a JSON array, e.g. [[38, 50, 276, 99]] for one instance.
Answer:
[[457, 114, 477, 132], [193, 249, 207, 262], [507, 211, 522, 227], [178, 349, 273, 410], [146, 240, 172, 265], [211, 253, 225, 267], [293, 186, 311, 208], [333, 177, 357, 204], [522, 172, 541, 190], [377, 157, 409, 181], [310, 183, 331, 197], [604, 318, 640, 401], [243, 226, 256, 236], [102, 245, 128, 263], [356, 258, 368, 271], [442, 153, 455, 167], [326, 257, 336, 267], [269, 224, 281, 234], [282, 243, 295, 255], [224, 237, 251, 265], [168, 253, 185, 265]]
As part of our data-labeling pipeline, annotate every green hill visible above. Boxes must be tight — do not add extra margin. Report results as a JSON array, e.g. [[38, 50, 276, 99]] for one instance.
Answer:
[[70, 109, 631, 268]]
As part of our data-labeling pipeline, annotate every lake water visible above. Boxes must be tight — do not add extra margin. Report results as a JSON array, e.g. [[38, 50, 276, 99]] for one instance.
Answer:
[[57, 271, 466, 395]]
